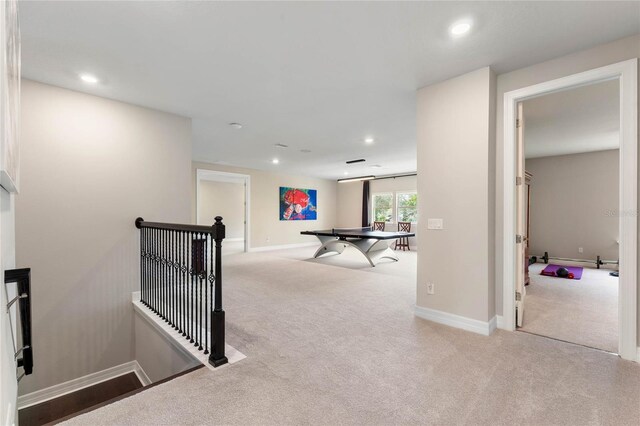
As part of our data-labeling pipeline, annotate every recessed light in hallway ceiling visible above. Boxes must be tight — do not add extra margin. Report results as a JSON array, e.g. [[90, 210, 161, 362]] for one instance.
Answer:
[[80, 73, 99, 83], [449, 20, 472, 37]]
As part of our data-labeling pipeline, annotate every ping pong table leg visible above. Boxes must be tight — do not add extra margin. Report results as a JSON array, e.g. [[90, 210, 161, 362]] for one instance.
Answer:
[[351, 239, 399, 267], [311, 236, 399, 267], [313, 236, 348, 258]]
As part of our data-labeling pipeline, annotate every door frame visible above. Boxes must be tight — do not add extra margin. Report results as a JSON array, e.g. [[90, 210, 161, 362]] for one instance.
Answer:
[[196, 169, 251, 252], [501, 59, 638, 361]]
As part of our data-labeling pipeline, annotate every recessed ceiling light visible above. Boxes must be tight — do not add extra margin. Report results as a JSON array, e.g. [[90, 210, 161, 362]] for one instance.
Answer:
[[80, 74, 99, 84], [344, 171, 349, 176], [450, 20, 472, 36], [365, 137, 374, 144], [229, 123, 243, 129], [272, 158, 279, 164]]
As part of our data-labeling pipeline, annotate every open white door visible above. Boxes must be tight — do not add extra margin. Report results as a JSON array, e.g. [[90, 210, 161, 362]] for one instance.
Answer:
[[515, 102, 526, 327]]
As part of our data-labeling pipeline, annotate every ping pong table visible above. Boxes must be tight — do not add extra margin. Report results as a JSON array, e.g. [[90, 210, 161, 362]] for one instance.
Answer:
[[300, 227, 415, 267]]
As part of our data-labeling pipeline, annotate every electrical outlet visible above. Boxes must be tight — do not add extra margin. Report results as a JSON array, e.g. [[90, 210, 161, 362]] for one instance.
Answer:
[[427, 283, 435, 295], [578, 247, 584, 254]]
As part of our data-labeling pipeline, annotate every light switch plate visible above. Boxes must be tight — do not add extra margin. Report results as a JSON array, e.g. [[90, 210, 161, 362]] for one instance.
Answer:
[[427, 218, 444, 230]]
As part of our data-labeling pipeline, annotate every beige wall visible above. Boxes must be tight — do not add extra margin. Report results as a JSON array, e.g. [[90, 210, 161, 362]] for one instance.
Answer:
[[192, 162, 337, 248], [495, 35, 640, 323], [526, 150, 619, 261], [197, 180, 245, 240], [1, 3, 19, 420], [336, 175, 418, 246], [17, 80, 192, 394], [416, 67, 495, 322], [0, 189, 17, 423]]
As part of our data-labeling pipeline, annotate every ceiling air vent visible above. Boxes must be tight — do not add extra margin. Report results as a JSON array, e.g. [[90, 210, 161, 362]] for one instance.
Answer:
[[346, 159, 366, 164]]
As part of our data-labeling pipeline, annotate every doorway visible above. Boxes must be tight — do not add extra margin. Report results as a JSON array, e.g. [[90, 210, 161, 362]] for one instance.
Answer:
[[502, 59, 637, 361], [516, 80, 620, 353], [196, 169, 250, 254]]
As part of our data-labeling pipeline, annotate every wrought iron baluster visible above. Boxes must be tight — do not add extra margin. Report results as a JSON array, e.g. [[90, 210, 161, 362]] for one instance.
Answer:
[[198, 232, 203, 350], [164, 228, 169, 322], [169, 229, 173, 327], [160, 228, 164, 320], [172, 229, 177, 329], [157, 227, 161, 315], [154, 227, 159, 315], [144, 227, 148, 307], [181, 230, 186, 336], [153, 227, 157, 314], [196, 232, 200, 348], [140, 227, 145, 305], [184, 230, 189, 339], [204, 233, 210, 354], [166, 228, 170, 322], [188, 231, 193, 342], [145, 227, 149, 307]]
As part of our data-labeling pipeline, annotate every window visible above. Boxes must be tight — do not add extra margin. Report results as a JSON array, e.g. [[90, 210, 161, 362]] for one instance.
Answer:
[[396, 192, 418, 223], [372, 193, 393, 223], [371, 191, 418, 224]]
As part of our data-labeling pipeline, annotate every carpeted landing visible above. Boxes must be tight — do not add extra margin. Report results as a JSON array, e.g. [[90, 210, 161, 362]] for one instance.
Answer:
[[64, 248, 640, 425], [521, 263, 618, 353]]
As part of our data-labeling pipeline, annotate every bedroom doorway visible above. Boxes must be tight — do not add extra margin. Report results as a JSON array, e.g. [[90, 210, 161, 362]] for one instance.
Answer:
[[502, 59, 637, 361], [196, 169, 250, 254], [516, 80, 620, 353]]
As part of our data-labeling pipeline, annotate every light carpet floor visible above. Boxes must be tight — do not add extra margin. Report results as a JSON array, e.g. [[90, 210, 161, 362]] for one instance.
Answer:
[[64, 248, 640, 425], [520, 263, 618, 353]]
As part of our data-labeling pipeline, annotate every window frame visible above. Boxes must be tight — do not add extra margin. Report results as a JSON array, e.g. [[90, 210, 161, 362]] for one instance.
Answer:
[[396, 191, 418, 224], [371, 192, 394, 224], [371, 190, 418, 225]]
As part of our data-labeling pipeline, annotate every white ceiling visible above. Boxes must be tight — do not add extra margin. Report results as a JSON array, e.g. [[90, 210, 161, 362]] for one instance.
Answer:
[[19, 1, 640, 180], [523, 79, 620, 159]]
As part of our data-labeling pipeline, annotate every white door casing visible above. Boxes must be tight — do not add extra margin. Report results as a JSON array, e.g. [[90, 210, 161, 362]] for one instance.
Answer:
[[501, 59, 638, 361], [196, 169, 251, 252], [515, 102, 526, 327]]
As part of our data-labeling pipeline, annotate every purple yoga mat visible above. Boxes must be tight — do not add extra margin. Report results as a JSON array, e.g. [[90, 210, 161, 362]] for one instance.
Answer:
[[541, 264, 583, 280]]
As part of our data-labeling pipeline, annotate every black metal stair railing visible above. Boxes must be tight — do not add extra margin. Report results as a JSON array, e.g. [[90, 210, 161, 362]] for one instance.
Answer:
[[5, 268, 33, 380], [135, 216, 228, 368]]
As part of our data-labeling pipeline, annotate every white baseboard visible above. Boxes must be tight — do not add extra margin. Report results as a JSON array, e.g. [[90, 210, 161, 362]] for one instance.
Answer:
[[488, 315, 497, 334], [17, 360, 150, 410], [496, 315, 506, 330], [134, 362, 152, 387], [248, 242, 319, 252], [414, 305, 496, 336]]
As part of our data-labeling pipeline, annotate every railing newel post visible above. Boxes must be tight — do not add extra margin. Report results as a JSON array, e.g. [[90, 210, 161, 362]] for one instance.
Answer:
[[209, 216, 228, 367]]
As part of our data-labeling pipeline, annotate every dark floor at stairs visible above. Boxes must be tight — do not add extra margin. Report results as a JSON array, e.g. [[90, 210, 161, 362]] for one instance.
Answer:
[[19, 373, 143, 426]]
